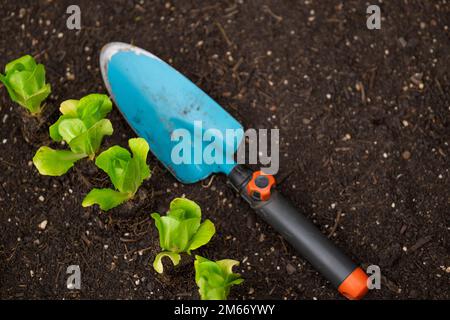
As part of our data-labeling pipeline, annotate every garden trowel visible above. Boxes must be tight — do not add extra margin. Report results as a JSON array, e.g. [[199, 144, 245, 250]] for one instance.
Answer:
[[100, 42, 369, 300]]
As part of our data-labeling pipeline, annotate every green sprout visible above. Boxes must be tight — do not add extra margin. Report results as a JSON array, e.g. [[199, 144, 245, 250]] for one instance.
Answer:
[[32, 94, 113, 176], [82, 137, 151, 211], [0, 55, 51, 115], [151, 198, 216, 273], [194, 255, 244, 300]]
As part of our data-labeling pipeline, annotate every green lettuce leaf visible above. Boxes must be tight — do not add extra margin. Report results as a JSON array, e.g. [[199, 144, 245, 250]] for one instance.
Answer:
[[95, 138, 150, 194], [33, 146, 86, 176], [67, 119, 113, 158], [151, 198, 216, 273], [82, 188, 131, 211], [194, 255, 243, 300], [153, 251, 181, 274], [187, 219, 216, 253], [47, 94, 113, 159], [82, 138, 151, 211], [0, 55, 51, 114]]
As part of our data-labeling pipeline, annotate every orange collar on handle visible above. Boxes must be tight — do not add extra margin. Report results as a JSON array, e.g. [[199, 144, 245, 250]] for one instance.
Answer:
[[338, 267, 369, 300]]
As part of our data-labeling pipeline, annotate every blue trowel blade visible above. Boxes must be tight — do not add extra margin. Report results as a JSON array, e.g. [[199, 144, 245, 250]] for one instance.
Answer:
[[100, 42, 243, 184]]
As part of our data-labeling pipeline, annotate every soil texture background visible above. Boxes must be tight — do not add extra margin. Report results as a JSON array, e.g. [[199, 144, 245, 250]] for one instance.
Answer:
[[0, 0, 449, 299]]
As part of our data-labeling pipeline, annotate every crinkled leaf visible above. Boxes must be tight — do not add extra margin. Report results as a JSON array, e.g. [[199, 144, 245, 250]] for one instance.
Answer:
[[194, 255, 243, 300], [76, 93, 112, 127], [50, 94, 111, 142], [59, 99, 79, 116], [216, 259, 245, 285], [153, 252, 181, 274], [5, 55, 36, 73], [95, 145, 131, 191], [152, 198, 214, 255], [68, 119, 113, 157], [169, 197, 201, 220], [21, 82, 51, 114], [32, 147, 86, 176], [151, 214, 181, 252], [58, 118, 87, 143], [82, 188, 131, 211], [0, 73, 18, 102], [177, 217, 201, 252], [1, 55, 50, 114], [121, 138, 150, 194], [95, 138, 150, 194], [187, 219, 216, 253], [49, 114, 71, 142], [151, 213, 200, 253]]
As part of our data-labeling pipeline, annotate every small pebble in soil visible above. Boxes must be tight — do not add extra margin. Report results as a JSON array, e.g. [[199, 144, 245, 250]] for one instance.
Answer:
[[286, 263, 296, 275], [38, 220, 47, 230], [38, 195, 45, 202], [402, 150, 411, 160]]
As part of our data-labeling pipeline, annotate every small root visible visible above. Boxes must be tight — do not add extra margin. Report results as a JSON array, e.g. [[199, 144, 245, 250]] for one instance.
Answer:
[[202, 175, 216, 188], [328, 210, 342, 238]]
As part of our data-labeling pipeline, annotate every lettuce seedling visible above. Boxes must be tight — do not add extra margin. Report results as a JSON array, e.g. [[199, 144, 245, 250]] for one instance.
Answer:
[[0, 55, 51, 115], [33, 94, 113, 176], [82, 137, 151, 211], [151, 198, 216, 273], [194, 255, 244, 300]]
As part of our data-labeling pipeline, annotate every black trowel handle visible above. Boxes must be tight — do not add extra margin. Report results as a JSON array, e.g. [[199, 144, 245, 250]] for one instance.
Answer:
[[228, 165, 368, 300]]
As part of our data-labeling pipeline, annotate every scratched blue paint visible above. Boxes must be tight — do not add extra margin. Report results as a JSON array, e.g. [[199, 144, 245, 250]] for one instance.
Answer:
[[105, 48, 243, 183]]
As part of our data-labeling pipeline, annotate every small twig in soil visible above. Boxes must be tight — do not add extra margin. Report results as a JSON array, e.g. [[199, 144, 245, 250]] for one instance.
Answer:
[[202, 175, 216, 188], [328, 211, 342, 238], [278, 235, 289, 254], [262, 5, 283, 22], [355, 81, 366, 104], [232, 57, 243, 74], [120, 237, 140, 243], [137, 246, 153, 256], [215, 22, 232, 47]]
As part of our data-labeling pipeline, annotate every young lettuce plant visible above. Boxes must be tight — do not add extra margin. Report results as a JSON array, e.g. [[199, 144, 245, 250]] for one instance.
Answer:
[[151, 198, 216, 273], [0, 55, 51, 115], [32, 93, 113, 176], [82, 137, 151, 211], [194, 255, 244, 300]]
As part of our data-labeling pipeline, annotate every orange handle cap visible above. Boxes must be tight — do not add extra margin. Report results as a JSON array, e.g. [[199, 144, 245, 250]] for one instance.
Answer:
[[338, 267, 369, 300]]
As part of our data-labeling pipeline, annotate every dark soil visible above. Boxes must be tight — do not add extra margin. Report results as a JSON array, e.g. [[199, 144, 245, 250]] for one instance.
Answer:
[[1, 0, 449, 299]]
